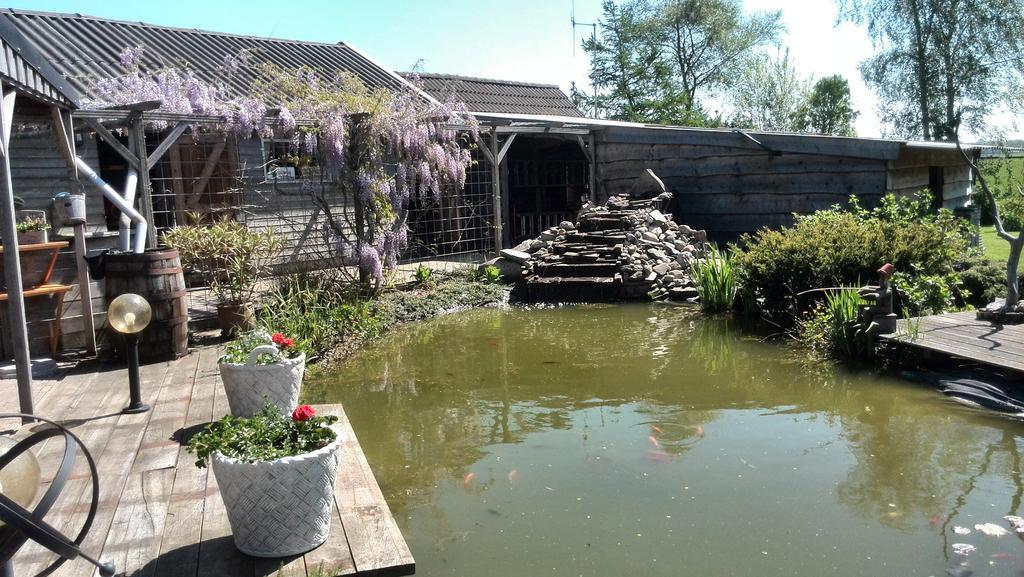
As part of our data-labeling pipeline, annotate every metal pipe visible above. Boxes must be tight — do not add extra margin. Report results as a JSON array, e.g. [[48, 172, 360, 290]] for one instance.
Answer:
[[117, 170, 138, 252], [73, 157, 147, 254]]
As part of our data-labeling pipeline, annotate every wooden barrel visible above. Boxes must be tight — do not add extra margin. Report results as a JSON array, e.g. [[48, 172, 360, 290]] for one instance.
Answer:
[[104, 249, 188, 362]]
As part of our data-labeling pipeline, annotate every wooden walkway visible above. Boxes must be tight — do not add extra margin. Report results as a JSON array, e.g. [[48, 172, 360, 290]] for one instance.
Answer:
[[1, 347, 414, 577], [884, 310, 1024, 374]]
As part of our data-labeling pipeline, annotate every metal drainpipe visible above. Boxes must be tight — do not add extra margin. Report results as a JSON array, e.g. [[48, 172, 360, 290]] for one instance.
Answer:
[[73, 157, 147, 254]]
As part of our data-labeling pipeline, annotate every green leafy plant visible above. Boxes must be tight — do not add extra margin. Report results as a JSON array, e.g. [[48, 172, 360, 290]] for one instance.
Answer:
[[186, 403, 338, 468], [414, 264, 433, 285], [798, 288, 875, 359], [689, 246, 737, 313], [957, 256, 1006, 308], [482, 265, 501, 284], [15, 216, 48, 233], [221, 328, 304, 365], [891, 269, 961, 316], [161, 217, 284, 305]]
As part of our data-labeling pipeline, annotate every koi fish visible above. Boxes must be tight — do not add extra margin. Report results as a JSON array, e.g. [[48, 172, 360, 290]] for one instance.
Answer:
[[650, 424, 663, 435], [646, 450, 670, 463], [647, 435, 660, 448], [696, 425, 705, 438], [508, 469, 518, 484], [929, 515, 941, 526], [463, 472, 475, 488]]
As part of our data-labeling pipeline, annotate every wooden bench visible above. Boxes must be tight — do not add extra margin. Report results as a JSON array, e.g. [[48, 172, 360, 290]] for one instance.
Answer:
[[0, 241, 73, 355]]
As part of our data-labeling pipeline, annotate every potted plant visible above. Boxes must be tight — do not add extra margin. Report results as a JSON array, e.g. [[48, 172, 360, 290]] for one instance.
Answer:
[[161, 218, 283, 335], [15, 214, 48, 245], [219, 329, 306, 418], [187, 403, 341, 557]]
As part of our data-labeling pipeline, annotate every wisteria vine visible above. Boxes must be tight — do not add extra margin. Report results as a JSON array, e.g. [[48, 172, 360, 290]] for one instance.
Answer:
[[87, 47, 477, 291]]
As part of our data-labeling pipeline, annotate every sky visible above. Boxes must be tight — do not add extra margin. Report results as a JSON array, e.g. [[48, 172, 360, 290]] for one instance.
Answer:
[[4, 0, 1011, 139]]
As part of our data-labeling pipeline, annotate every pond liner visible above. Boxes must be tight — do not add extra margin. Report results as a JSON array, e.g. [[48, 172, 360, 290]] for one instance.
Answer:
[[938, 377, 1024, 414]]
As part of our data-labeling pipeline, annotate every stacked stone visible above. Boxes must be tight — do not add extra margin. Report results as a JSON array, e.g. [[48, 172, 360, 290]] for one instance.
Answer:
[[619, 208, 707, 301]]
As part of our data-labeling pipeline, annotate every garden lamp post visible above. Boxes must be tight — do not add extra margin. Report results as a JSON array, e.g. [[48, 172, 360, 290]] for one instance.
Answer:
[[108, 293, 152, 414]]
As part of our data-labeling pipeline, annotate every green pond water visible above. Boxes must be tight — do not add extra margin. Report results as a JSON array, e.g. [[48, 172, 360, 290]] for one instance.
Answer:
[[305, 304, 1024, 577]]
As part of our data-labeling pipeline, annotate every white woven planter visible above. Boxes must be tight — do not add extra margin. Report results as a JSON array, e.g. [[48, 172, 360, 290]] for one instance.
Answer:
[[220, 345, 306, 417], [211, 426, 342, 558]]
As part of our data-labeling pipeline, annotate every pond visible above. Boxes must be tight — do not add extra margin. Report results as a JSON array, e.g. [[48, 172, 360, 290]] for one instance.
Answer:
[[305, 304, 1024, 577]]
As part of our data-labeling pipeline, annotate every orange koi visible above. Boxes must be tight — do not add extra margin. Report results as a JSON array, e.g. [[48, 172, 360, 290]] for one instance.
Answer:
[[650, 424, 663, 435], [463, 472, 475, 488], [928, 515, 941, 526], [508, 468, 518, 483], [647, 435, 660, 448], [646, 450, 670, 463], [696, 425, 705, 438]]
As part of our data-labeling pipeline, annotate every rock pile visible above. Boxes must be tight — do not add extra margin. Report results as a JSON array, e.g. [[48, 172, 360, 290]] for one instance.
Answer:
[[619, 206, 707, 301], [481, 187, 709, 303]]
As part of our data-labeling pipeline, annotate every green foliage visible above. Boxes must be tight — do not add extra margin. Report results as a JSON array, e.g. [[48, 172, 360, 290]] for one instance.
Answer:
[[891, 269, 960, 316], [187, 403, 338, 468], [977, 156, 1024, 230], [15, 216, 48, 233], [798, 288, 875, 359], [374, 279, 508, 326], [792, 75, 858, 136], [413, 264, 433, 286], [689, 247, 737, 313], [839, 0, 1024, 138], [221, 327, 304, 365], [957, 255, 1007, 308], [482, 265, 502, 284], [161, 217, 283, 305], [256, 272, 378, 361], [734, 192, 975, 319], [579, 0, 782, 125], [728, 48, 809, 132]]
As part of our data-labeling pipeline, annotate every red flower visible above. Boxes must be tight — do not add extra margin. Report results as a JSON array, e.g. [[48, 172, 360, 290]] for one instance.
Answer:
[[281, 337, 294, 348], [272, 332, 286, 345], [291, 405, 315, 421]]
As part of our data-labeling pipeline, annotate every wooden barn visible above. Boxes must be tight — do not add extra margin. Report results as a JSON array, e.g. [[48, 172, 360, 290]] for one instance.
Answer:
[[0, 8, 979, 360]]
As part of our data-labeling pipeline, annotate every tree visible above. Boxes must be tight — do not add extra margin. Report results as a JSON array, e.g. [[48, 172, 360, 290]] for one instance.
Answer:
[[652, 0, 783, 117], [728, 49, 809, 132], [839, 0, 1024, 139], [794, 75, 858, 136], [580, 0, 688, 123]]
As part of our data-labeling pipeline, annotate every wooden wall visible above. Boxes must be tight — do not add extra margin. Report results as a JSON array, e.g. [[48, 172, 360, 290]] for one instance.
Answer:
[[887, 147, 973, 209], [2, 116, 109, 359], [595, 127, 891, 239]]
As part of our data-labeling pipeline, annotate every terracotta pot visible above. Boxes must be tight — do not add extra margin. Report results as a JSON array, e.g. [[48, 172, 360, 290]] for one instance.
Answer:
[[211, 425, 341, 557], [217, 302, 253, 337]]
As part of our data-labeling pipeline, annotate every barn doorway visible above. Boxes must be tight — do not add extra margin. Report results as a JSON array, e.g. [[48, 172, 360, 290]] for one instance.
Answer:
[[506, 136, 590, 244]]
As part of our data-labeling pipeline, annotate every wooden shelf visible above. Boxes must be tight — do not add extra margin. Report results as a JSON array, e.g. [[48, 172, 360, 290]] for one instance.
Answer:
[[0, 241, 69, 253]]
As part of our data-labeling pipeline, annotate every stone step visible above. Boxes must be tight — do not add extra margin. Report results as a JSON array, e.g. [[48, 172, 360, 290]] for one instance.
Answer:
[[562, 232, 627, 246], [533, 262, 620, 278], [578, 216, 631, 232], [525, 275, 623, 303]]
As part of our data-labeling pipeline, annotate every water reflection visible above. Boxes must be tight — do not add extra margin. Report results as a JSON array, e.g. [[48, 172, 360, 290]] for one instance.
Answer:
[[307, 304, 1024, 577]]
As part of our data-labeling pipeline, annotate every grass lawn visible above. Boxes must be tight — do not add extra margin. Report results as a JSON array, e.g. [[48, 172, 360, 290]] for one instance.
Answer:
[[980, 225, 1011, 264]]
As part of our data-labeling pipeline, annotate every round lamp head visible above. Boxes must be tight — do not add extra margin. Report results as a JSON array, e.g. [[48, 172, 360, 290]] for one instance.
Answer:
[[108, 293, 152, 334], [0, 436, 41, 514]]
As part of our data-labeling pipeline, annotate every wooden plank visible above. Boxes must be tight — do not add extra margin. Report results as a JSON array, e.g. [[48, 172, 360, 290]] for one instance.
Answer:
[[320, 405, 415, 577], [195, 353, 253, 577], [154, 348, 221, 577], [84, 118, 140, 172], [148, 122, 191, 167], [193, 140, 227, 196], [168, 142, 187, 226], [99, 467, 175, 577], [132, 352, 202, 473]]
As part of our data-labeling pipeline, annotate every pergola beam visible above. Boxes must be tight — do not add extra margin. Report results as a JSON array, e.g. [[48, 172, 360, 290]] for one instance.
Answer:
[[84, 118, 141, 172], [147, 120, 191, 166]]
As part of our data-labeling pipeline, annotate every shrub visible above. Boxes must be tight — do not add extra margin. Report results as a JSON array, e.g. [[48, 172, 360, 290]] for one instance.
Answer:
[[482, 265, 502, 283], [690, 247, 737, 313], [734, 192, 976, 319], [957, 256, 1007, 308], [413, 264, 433, 285], [891, 269, 961, 316]]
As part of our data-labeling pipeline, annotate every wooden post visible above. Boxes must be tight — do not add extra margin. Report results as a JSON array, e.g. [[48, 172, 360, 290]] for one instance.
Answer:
[[588, 132, 597, 204], [490, 131, 502, 253], [0, 83, 32, 414], [131, 115, 157, 248], [51, 106, 96, 356]]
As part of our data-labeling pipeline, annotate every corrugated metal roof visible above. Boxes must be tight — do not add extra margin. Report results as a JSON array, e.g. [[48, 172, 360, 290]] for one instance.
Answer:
[[1, 9, 416, 107], [409, 73, 583, 117], [0, 14, 76, 107]]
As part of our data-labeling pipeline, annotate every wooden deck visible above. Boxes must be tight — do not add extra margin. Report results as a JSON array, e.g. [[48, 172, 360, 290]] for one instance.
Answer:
[[884, 310, 1024, 374], [0, 347, 414, 577]]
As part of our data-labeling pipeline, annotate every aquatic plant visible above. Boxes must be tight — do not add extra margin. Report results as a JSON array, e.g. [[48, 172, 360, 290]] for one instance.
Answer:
[[798, 287, 875, 359], [689, 246, 737, 313]]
